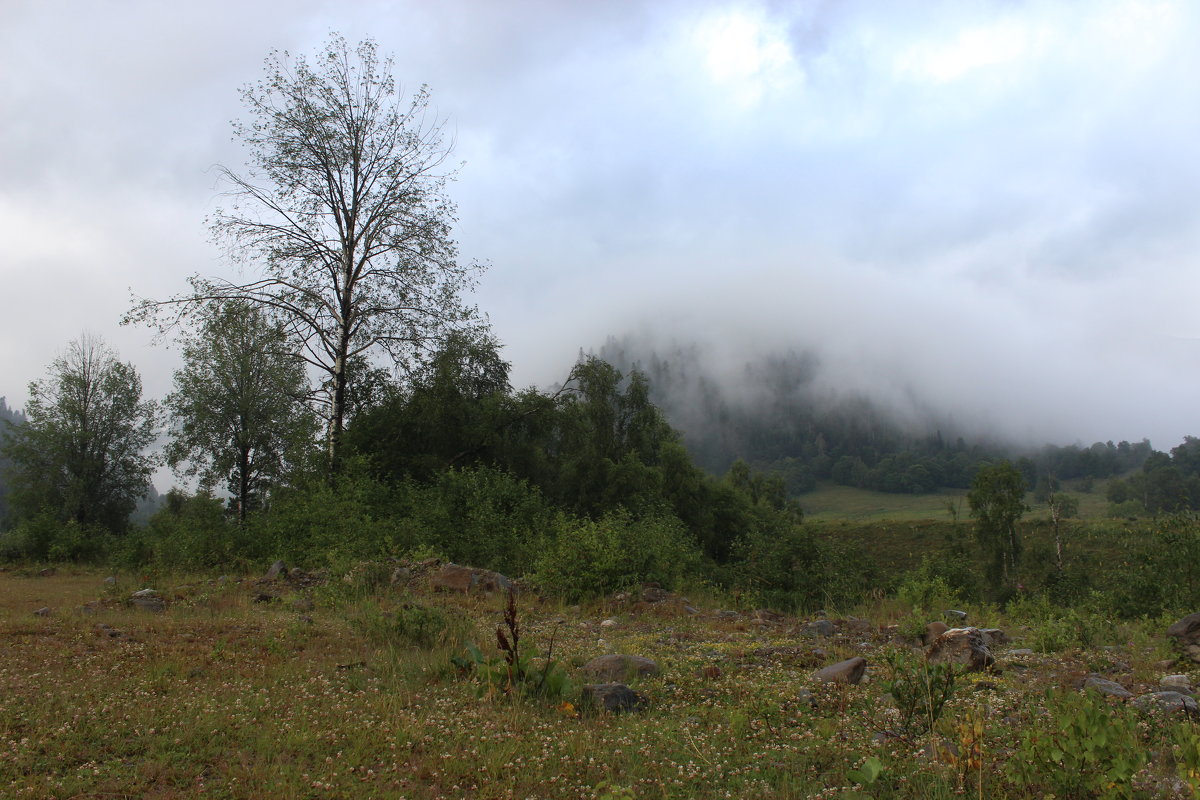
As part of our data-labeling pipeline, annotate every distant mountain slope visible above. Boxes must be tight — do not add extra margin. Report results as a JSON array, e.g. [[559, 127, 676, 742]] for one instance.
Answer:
[[595, 336, 1152, 494]]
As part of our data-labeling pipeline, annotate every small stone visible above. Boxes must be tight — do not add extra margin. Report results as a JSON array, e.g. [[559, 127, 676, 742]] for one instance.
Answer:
[[944, 609, 968, 623], [292, 597, 315, 612], [714, 610, 740, 620], [796, 688, 817, 708], [814, 656, 867, 685], [38, 568, 55, 578], [582, 683, 646, 713], [1084, 675, 1133, 699], [804, 619, 835, 638], [1162, 674, 1193, 691], [130, 596, 166, 613], [131, 588, 159, 598], [600, 618, 618, 628], [32, 607, 50, 617], [683, 605, 700, 615], [103, 576, 117, 585], [265, 560, 287, 580], [1134, 691, 1199, 716]]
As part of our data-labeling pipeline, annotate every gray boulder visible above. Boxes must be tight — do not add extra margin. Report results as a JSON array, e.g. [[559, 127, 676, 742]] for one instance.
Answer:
[[581, 654, 660, 682], [582, 683, 646, 713], [265, 560, 287, 580], [130, 596, 166, 612], [923, 621, 950, 645], [814, 656, 867, 685], [803, 619, 835, 638], [429, 563, 512, 594], [1083, 675, 1133, 699], [1134, 690, 1199, 716], [926, 627, 995, 671], [1167, 613, 1200, 663]]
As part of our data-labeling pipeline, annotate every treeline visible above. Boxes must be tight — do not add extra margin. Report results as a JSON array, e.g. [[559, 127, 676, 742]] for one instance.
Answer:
[[597, 338, 1153, 495], [0, 329, 873, 609], [1105, 436, 1200, 514]]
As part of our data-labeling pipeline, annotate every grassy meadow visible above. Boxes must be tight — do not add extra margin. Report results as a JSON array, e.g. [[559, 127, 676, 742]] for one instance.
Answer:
[[1, 568, 1199, 799]]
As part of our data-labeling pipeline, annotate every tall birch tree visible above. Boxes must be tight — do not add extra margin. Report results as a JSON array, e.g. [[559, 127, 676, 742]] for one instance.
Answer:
[[127, 35, 482, 470]]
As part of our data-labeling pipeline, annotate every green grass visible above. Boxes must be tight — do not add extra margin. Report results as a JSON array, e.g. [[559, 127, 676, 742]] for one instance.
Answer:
[[799, 480, 1117, 523], [0, 569, 1196, 798]]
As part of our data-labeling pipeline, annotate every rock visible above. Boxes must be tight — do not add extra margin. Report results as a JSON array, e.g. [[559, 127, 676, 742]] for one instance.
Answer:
[[581, 654, 660, 682], [600, 618, 618, 628], [131, 588, 159, 598], [103, 576, 117, 585], [1167, 613, 1200, 663], [288, 567, 304, 580], [944, 609, 968, 623], [696, 665, 722, 680], [683, 605, 700, 616], [253, 593, 276, 604], [582, 683, 646, 713], [926, 628, 995, 671], [1134, 691, 1199, 716], [38, 568, 55, 577], [390, 566, 412, 586], [1084, 675, 1133, 699], [1162, 674, 1194, 692], [753, 609, 783, 624], [130, 596, 166, 612], [95, 623, 122, 638], [32, 607, 50, 617], [265, 560, 287, 580], [796, 688, 817, 708], [714, 610, 740, 620], [641, 585, 670, 604], [923, 621, 950, 645], [428, 563, 512, 594], [978, 629, 1009, 649], [814, 656, 867, 685], [804, 620, 835, 637], [1008, 648, 1035, 657], [292, 597, 315, 612]]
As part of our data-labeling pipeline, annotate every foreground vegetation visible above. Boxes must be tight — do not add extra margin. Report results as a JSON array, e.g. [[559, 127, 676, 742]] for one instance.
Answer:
[[2, 568, 1199, 799]]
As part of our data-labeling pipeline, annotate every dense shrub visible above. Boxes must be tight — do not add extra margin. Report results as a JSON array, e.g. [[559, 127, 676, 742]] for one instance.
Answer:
[[533, 509, 702, 602]]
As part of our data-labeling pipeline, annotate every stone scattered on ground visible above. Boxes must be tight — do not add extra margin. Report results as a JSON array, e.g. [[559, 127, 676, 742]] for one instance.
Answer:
[[265, 560, 287, 580], [582, 683, 646, 713], [814, 656, 867, 685], [95, 623, 122, 638], [581, 654, 660, 682], [803, 619, 835, 638], [428, 563, 512, 594], [1134, 690, 1199, 716], [38, 568, 55, 578], [944, 609, 968, 623], [130, 595, 166, 612], [32, 607, 50, 617], [1167, 613, 1200, 664], [103, 576, 116, 585], [1083, 674, 1134, 699], [600, 618, 618, 628], [131, 588, 159, 598], [926, 627, 995, 671], [752, 609, 783, 624], [1162, 674, 1194, 692]]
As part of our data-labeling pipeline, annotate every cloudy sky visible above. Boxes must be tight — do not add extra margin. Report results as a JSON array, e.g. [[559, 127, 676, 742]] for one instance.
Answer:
[[3, 0, 1199, 452]]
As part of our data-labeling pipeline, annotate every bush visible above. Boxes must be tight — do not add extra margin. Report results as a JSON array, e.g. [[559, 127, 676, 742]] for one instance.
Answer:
[[0, 512, 109, 562], [352, 600, 467, 651], [729, 524, 872, 612], [403, 466, 554, 577], [1007, 688, 1147, 798], [533, 509, 701, 602], [137, 491, 242, 570]]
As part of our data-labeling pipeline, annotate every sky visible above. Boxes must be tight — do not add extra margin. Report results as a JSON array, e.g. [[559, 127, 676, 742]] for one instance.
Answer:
[[2, 0, 1200, 454]]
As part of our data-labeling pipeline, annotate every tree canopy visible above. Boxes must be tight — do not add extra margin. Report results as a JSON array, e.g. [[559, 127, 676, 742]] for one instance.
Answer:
[[126, 35, 482, 470], [1, 335, 157, 531]]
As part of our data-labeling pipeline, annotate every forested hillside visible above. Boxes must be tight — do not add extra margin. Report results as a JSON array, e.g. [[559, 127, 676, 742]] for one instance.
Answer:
[[596, 336, 1152, 495], [0, 397, 25, 524]]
